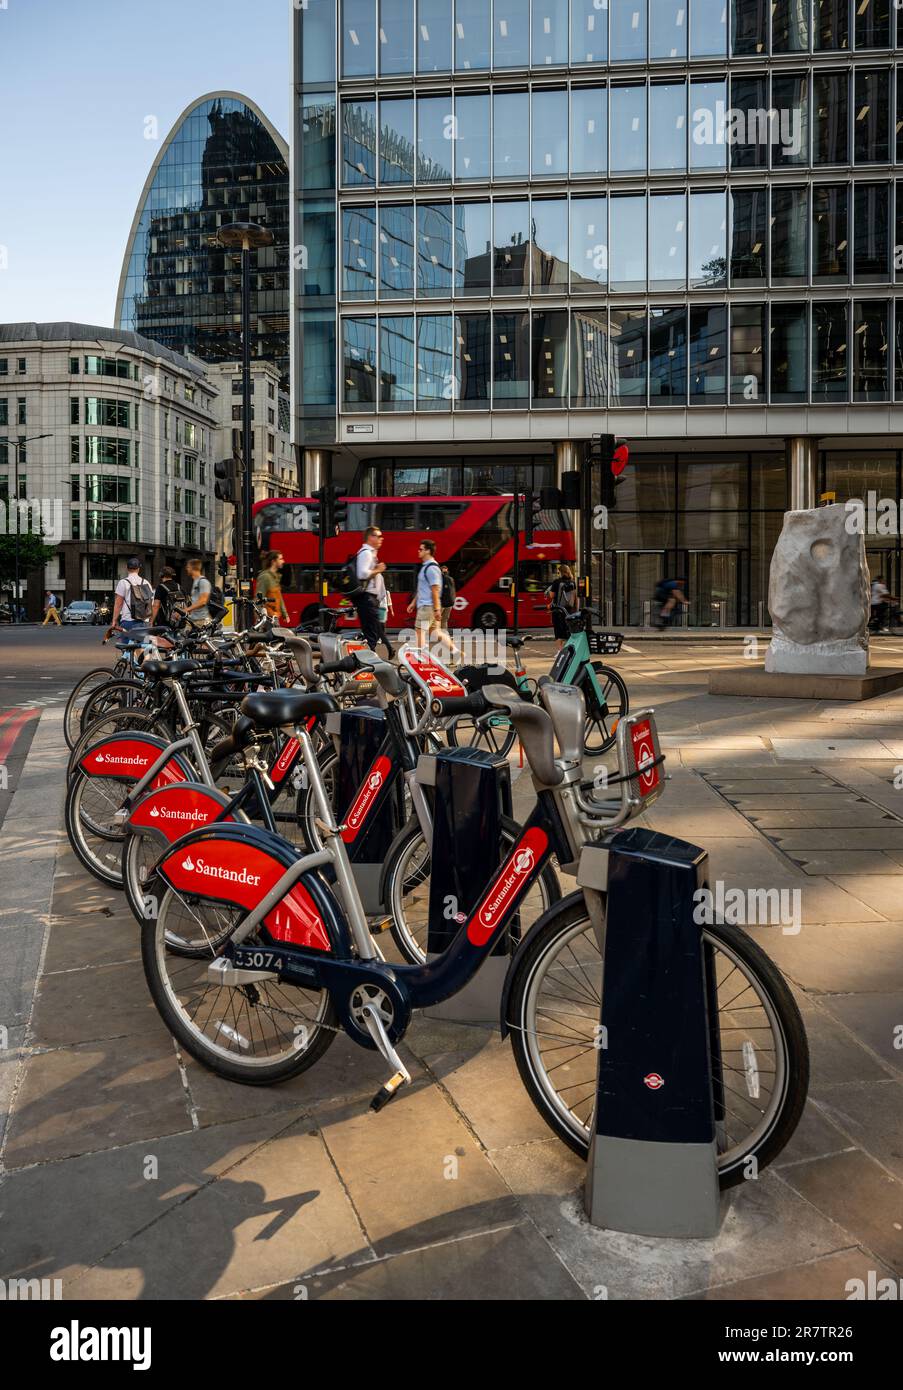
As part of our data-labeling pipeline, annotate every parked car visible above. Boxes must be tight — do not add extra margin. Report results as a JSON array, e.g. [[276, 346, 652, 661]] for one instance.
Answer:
[[62, 600, 97, 624]]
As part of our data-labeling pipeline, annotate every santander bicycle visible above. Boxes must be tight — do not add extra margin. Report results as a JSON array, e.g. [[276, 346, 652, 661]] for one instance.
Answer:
[[139, 675, 808, 1187]]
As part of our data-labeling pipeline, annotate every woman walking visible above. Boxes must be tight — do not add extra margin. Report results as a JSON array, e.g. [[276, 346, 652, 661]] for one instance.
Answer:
[[544, 564, 578, 649]]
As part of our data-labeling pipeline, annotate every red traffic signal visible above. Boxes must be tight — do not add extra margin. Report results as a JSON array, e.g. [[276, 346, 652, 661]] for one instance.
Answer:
[[611, 442, 630, 477]]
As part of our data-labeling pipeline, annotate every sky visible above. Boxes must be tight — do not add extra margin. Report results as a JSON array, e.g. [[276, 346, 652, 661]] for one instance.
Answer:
[[0, 0, 290, 326]]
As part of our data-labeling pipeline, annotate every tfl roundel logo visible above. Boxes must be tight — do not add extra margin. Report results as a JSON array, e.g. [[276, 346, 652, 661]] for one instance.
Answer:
[[643, 1072, 665, 1090]]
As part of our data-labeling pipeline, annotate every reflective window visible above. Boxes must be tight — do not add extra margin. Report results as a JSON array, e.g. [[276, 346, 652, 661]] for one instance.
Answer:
[[772, 0, 809, 51], [417, 202, 454, 296], [854, 69, 890, 163], [690, 80, 727, 169], [729, 74, 768, 169], [815, 0, 849, 49], [417, 313, 455, 408], [570, 308, 610, 407], [299, 197, 336, 297], [853, 301, 890, 401], [493, 199, 530, 293], [897, 182, 903, 284], [610, 308, 647, 402], [454, 92, 491, 178], [454, 0, 490, 69], [649, 308, 687, 406], [571, 0, 609, 64], [898, 74, 903, 160], [455, 201, 491, 294], [417, 95, 454, 182], [343, 99, 376, 186], [343, 317, 378, 410], [856, 0, 890, 48], [854, 182, 891, 280], [812, 185, 848, 281], [532, 310, 568, 407], [771, 74, 809, 166], [692, 0, 728, 56], [343, 0, 377, 76], [380, 315, 416, 409], [649, 192, 687, 292], [302, 0, 336, 83], [493, 0, 530, 67], [689, 190, 727, 288], [689, 306, 727, 404], [379, 98, 414, 183], [417, 0, 452, 71], [493, 312, 530, 408], [730, 187, 767, 283], [571, 85, 607, 175], [570, 195, 608, 292], [770, 302, 808, 402], [300, 309, 336, 411], [532, 88, 568, 176], [813, 71, 849, 163], [532, 0, 568, 65], [456, 312, 491, 407], [652, 1, 688, 59], [379, 0, 415, 74], [379, 203, 415, 298], [650, 83, 687, 173], [895, 302, 903, 397], [611, 0, 646, 61], [731, 0, 767, 55], [342, 205, 377, 299], [610, 194, 646, 292], [771, 186, 809, 283], [493, 90, 530, 178], [610, 85, 647, 174], [812, 302, 849, 401], [301, 93, 337, 191], [730, 303, 766, 402], [531, 198, 569, 294]]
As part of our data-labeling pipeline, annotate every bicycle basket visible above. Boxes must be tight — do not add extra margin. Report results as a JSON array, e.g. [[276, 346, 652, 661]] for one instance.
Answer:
[[587, 631, 623, 656]]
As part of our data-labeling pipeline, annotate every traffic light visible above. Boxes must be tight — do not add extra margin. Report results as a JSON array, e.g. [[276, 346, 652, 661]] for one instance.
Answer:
[[523, 488, 543, 545], [214, 456, 241, 504], [313, 484, 349, 538], [333, 487, 349, 532], [217, 554, 229, 578], [586, 435, 630, 511]]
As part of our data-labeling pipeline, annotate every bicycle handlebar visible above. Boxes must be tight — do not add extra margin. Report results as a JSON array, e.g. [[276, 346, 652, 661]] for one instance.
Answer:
[[319, 654, 358, 676], [431, 691, 489, 719]]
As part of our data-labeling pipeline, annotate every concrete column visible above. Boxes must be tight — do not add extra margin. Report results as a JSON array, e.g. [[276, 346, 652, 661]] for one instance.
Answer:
[[787, 436, 818, 511], [303, 449, 328, 493], [555, 439, 586, 587]]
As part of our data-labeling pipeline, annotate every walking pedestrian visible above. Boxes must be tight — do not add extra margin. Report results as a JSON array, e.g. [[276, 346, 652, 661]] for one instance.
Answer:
[[255, 550, 291, 625], [407, 539, 458, 660], [351, 526, 387, 651], [544, 563, 578, 649], [183, 558, 212, 626], [870, 576, 891, 633], [110, 559, 154, 633], [42, 591, 62, 626]]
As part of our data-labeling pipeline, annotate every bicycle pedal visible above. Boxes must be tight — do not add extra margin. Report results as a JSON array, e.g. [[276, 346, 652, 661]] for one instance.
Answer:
[[367, 915, 392, 935], [370, 1071, 409, 1112]]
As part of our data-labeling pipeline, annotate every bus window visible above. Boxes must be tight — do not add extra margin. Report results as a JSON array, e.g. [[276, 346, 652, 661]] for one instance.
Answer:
[[419, 502, 467, 530], [346, 501, 375, 531]]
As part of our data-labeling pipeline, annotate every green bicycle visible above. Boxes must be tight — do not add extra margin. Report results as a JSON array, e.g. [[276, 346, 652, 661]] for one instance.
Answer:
[[449, 609, 628, 757]]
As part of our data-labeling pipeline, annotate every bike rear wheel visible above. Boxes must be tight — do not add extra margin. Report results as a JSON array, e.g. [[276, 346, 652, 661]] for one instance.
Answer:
[[506, 894, 809, 1188], [141, 890, 337, 1084]]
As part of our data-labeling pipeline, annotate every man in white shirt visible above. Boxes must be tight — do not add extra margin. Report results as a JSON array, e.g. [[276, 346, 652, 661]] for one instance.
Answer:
[[353, 525, 387, 650], [111, 558, 152, 632]]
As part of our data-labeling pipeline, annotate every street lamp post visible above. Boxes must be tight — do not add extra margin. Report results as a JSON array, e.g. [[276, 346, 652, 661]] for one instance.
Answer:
[[215, 222, 274, 602], [10, 432, 51, 624]]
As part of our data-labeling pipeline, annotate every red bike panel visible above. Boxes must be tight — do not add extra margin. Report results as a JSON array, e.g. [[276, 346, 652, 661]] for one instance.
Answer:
[[128, 785, 233, 842], [630, 719, 661, 797], [80, 736, 187, 789], [402, 649, 466, 698], [466, 826, 550, 947], [340, 754, 393, 844], [159, 838, 331, 952]]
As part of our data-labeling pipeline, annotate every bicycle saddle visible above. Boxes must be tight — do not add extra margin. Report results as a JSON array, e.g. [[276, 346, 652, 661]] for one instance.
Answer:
[[240, 689, 337, 728], [142, 659, 201, 679], [508, 635, 527, 650], [208, 715, 257, 770]]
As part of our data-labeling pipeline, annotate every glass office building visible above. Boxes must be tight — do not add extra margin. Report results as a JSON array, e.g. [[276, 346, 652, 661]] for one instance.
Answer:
[[293, 0, 903, 624], [117, 93, 290, 387]]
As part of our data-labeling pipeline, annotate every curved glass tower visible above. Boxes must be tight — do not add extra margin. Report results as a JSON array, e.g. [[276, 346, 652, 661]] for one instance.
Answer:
[[117, 93, 290, 386]]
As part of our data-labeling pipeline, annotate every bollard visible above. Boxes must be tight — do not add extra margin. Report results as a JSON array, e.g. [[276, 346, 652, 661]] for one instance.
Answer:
[[582, 826, 727, 1238], [421, 746, 513, 1026]]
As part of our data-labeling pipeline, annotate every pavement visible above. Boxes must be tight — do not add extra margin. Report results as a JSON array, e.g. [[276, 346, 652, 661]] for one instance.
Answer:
[[1, 628, 902, 1300]]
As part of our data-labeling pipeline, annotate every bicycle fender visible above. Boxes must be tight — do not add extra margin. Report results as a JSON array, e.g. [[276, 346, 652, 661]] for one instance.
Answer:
[[126, 781, 247, 850], [155, 822, 351, 957], [78, 732, 193, 787], [498, 888, 588, 1040]]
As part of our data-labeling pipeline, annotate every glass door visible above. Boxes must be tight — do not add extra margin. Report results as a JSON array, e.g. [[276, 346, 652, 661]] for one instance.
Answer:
[[687, 551, 740, 626], [613, 551, 666, 626]]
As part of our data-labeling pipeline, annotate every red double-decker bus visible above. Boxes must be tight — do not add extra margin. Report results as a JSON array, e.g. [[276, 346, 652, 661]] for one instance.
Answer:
[[252, 495, 575, 631]]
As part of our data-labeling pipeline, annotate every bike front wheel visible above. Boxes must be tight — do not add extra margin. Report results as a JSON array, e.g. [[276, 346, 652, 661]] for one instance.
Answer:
[[506, 894, 809, 1188], [582, 663, 628, 756]]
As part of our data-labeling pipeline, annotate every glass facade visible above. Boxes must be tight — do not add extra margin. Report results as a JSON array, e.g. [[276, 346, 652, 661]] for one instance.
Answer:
[[118, 95, 289, 386]]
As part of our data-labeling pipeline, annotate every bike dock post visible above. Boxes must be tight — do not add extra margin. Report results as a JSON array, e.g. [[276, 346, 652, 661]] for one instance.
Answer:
[[580, 826, 728, 1237], [330, 707, 405, 914], [419, 746, 513, 1026]]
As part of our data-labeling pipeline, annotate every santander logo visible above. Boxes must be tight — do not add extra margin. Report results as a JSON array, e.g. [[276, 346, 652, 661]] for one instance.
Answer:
[[467, 829, 548, 946], [92, 751, 146, 767], [341, 756, 392, 842], [149, 804, 209, 823], [179, 854, 260, 886]]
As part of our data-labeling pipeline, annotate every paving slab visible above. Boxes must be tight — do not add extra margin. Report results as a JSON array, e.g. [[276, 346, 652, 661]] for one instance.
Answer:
[[744, 921, 903, 993], [772, 1099, 860, 1168], [824, 876, 903, 920], [813, 1081, 903, 1183], [771, 829, 903, 851], [792, 852, 903, 877], [776, 1149, 903, 1274], [820, 993, 903, 1072], [407, 1032, 553, 1150], [772, 739, 899, 761], [685, 1248, 897, 1301], [29, 957, 173, 1047], [800, 1007, 893, 1093]]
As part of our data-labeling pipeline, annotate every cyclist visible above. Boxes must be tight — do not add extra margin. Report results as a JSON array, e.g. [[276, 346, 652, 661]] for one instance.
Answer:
[[654, 576, 688, 630]]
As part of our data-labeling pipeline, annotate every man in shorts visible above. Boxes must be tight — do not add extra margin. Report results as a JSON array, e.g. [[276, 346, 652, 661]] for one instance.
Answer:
[[407, 539, 457, 660]]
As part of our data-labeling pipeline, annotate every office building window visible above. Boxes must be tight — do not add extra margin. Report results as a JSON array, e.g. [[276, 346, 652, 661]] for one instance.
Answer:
[[814, 70, 849, 163], [380, 315, 416, 409], [730, 303, 767, 402], [770, 302, 808, 402], [854, 69, 890, 163], [493, 90, 530, 179], [730, 187, 767, 283], [649, 307, 688, 406], [570, 308, 609, 408], [571, 0, 608, 64], [570, 85, 607, 175], [610, 308, 647, 402], [854, 182, 891, 280], [531, 309, 568, 408], [812, 184, 849, 281], [771, 186, 809, 283], [417, 202, 454, 296], [649, 192, 687, 293], [456, 312, 491, 408], [417, 313, 456, 409], [379, 0, 415, 76], [379, 97, 415, 183], [570, 195, 607, 293], [418, 0, 452, 72], [379, 203, 415, 298], [689, 305, 727, 404], [812, 301, 850, 401], [853, 300, 890, 400], [492, 312, 529, 409], [531, 198, 568, 294]]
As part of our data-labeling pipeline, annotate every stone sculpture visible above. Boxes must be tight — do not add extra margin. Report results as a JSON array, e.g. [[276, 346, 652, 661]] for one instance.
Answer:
[[766, 504, 870, 676]]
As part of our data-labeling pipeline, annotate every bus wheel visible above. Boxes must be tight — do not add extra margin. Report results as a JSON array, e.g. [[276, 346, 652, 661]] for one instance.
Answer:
[[473, 604, 505, 632]]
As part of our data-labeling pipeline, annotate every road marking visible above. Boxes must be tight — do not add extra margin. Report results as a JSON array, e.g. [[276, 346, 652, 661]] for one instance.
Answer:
[[0, 707, 39, 764]]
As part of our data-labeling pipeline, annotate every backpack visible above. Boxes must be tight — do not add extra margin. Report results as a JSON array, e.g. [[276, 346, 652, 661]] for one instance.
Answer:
[[207, 586, 227, 622], [439, 571, 455, 609], [561, 581, 577, 611], [333, 552, 363, 598], [127, 576, 154, 622]]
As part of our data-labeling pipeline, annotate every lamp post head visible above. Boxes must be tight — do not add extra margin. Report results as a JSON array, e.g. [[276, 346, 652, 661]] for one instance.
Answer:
[[216, 222, 274, 252]]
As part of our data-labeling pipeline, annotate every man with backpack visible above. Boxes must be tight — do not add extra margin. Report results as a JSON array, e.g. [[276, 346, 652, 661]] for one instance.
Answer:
[[351, 525, 387, 651], [407, 539, 458, 660], [110, 557, 154, 633]]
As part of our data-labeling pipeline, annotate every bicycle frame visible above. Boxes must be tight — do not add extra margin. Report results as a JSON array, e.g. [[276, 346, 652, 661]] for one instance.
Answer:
[[549, 628, 607, 708]]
